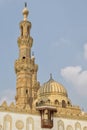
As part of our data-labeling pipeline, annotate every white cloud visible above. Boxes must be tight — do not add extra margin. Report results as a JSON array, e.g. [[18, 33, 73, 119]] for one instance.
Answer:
[[0, 89, 15, 105], [61, 66, 87, 95], [84, 43, 87, 60], [54, 38, 71, 47]]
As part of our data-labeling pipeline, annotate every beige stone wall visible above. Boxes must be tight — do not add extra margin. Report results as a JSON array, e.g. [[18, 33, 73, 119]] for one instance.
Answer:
[[0, 111, 87, 130]]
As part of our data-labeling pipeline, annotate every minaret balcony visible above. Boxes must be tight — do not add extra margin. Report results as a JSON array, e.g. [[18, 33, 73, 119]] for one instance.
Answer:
[[41, 119, 53, 129]]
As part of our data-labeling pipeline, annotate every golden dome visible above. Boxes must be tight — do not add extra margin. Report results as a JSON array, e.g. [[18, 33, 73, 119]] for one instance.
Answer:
[[36, 75, 72, 107], [38, 76, 68, 97]]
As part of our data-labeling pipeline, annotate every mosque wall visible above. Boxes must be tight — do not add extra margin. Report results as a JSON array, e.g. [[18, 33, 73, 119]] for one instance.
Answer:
[[0, 111, 87, 130]]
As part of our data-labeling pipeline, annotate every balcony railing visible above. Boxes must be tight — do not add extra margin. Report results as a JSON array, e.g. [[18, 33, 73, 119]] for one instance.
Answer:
[[41, 119, 53, 129]]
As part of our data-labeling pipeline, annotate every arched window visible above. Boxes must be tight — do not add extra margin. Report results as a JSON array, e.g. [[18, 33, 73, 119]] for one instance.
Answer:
[[40, 100, 44, 105], [62, 100, 66, 108], [55, 100, 59, 105], [4, 115, 12, 130], [75, 122, 81, 130], [58, 120, 64, 130], [27, 26, 29, 36], [47, 99, 50, 103], [20, 26, 23, 36], [67, 101, 70, 105], [67, 125, 73, 130], [26, 117, 34, 130], [36, 102, 38, 106]]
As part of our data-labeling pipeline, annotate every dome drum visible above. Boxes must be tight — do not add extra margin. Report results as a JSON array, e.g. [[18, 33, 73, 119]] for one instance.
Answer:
[[36, 77, 72, 108]]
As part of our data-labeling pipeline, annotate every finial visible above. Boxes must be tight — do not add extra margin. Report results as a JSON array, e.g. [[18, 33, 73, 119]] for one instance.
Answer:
[[22, 2, 29, 21], [32, 51, 34, 56], [25, 2, 27, 7], [32, 51, 35, 59], [50, 73, 53, 80]]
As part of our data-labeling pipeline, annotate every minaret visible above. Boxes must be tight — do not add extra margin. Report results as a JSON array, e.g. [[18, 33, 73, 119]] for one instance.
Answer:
[[15, 4, 40, 109]]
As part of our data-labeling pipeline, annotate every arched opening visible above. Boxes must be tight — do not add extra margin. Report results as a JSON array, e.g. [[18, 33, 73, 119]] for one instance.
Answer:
[[26, 117, 34, 130], [47, 99, 50, 103], [58, 120, 64, 130], [55, 99, 59, 105], [75, 122, 81, 130], [62, 100, 66, 108], [4, 115, 12, 130], [20, 26, 23, 36], [67, 101, 71, 106], [27, 26, 29, 36], [36, 102, 38, 106], [39, 100, 44, 105], [26, 89, 28, 94], [67, 125, 73, 130]]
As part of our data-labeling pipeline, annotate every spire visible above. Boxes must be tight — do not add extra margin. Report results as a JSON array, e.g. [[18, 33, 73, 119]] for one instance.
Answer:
[[22, 2, 29, 21], [32, 51, 34, 56], [50, 73, 53, 80], [25, 2, 27, 7]]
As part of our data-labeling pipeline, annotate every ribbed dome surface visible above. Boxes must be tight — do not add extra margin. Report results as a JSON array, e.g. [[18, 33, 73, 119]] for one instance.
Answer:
[[38, 77, 68, 97]]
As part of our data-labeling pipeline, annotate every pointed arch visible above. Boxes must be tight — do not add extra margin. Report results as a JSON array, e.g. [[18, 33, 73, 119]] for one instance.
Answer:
[[58, 120, 64, 130], [67, 125, 73, 130], [75, 122, 81, 130], [55, 99, 59, 105], [62, 100, 66, 108], [26, 117, 34, 130], [3, 115, 12, 130]]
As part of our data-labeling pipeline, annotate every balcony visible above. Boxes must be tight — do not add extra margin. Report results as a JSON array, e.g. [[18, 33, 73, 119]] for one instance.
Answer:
[[41, 119, 53, 129]]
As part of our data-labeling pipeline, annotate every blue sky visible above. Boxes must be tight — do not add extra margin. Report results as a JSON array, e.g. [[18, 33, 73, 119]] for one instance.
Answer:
[[0, 0, 87, 111]]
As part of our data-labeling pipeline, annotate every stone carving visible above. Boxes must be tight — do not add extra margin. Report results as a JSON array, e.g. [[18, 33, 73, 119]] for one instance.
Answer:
[[16, 120, 24, 129]]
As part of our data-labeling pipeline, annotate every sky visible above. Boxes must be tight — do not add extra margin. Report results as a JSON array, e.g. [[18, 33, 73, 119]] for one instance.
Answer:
[[0, 0, 87, 111]]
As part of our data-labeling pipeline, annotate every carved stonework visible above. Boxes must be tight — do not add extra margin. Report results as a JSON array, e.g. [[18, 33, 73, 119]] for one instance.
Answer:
[[15, 5, 40, 109], [4, 115, 12, 130], [66, 125, 73, 130], [26, 117, 34, 130], [16, 120, 24, 129]]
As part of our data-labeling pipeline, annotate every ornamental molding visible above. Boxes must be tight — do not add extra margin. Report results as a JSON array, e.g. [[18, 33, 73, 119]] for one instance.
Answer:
[[15, 120, 24, 129], [17, 37, 33, 48], [0, 101, 87, 121]]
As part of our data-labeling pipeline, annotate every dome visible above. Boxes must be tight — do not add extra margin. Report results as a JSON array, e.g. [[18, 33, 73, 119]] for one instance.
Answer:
[[38, 76, 68, 97], [36, 75, 72, 107]]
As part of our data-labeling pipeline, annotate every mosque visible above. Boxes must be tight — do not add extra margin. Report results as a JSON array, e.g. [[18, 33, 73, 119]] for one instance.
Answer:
[[0, 4, 87, 130]]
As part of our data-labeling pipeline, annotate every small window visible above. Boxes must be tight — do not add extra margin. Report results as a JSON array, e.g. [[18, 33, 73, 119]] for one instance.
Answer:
[[62, 100, 66, 108], [47, 99, 50, 103], [67, 101, 70, 105], [23, 56, 26, 59], [26, 89, 28, 94], [36, 102, 38, 106], [40, 100, 44, 105], [55, 100, 59, 105], [21, 26, 23, 36], [27, 26, 29, 36]]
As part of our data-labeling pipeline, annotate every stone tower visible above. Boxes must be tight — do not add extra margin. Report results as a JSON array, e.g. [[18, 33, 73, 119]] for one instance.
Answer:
[[15, 4, 40, 109]]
